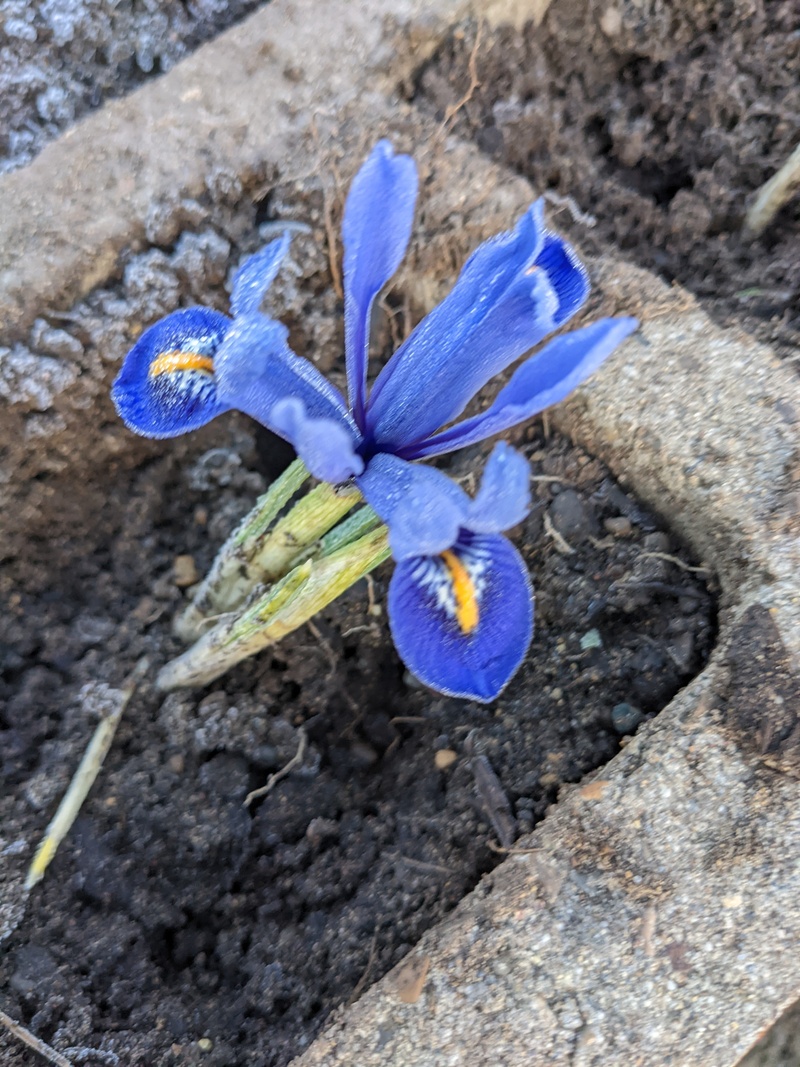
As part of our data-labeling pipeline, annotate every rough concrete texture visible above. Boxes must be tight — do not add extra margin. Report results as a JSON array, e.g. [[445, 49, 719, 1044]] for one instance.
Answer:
[[1, 0, 799, 1064], [0, 0, 476, 338], [0, 0, 269, 175]]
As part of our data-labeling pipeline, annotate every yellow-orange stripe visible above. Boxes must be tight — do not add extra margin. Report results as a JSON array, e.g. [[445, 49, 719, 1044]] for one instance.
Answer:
[[441, 549, 479, 634], [149, 350, 215, 377]]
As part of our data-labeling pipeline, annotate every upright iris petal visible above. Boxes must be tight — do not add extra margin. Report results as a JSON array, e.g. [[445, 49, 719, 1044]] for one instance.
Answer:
[[111, 306, 232, 438], [364, 200, 590, 450], [342, 141, 418, 430], [230, 232, 291, 317], [402, 318, 639, 460]]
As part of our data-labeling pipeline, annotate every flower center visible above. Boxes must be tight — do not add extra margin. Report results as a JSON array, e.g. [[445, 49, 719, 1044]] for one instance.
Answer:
[[149, 350, 215, 378], [440, 549, 479, 634]]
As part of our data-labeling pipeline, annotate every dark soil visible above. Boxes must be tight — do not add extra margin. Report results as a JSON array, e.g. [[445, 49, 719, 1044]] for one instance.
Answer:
[[415, 4, 800, 356], [0, 164, 717, 1064], [0, 429, 715, 1067]]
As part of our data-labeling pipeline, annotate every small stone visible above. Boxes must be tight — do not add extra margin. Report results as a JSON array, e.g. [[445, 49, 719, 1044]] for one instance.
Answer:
[[612, 702, 644, 734], [197, 1037, 213, 1052], [306, 817, 339, 845], [548, 489, 597, 542], [668, 631, 695, 673], [403, 670, 427, 690], [600, 5, 623, 35], [434, 749, 458, 770], [350, 741, 378, 767], [604, 516, 632, 537], [643, 531, 671, 554], [186, 447, 242, 490], [580, 628, 603, 651], [173, 555, 199, 588]]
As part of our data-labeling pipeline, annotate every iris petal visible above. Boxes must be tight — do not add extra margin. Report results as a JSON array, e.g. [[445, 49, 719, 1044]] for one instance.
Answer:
[[356, 452, 469, 562], [388, 533, 533, 702], [270, 397, 364, 483], [215, 315, 357, 440], [230, 233, 291, 318], [404, 318, 639, 460], [111, 307, 232, 438], [343, 141, 418, 429], [535, 234, 590, 325], [467, 442, 531, 534], [366, 201, 590, 450]]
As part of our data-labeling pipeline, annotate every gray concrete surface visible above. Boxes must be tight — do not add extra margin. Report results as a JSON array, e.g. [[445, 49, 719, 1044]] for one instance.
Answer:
[[0, 0, 270, 175], [1, 0, 799, 1064]]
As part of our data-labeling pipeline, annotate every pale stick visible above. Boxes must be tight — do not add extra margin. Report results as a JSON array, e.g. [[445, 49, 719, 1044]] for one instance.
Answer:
[[25, 660, 147, 891]]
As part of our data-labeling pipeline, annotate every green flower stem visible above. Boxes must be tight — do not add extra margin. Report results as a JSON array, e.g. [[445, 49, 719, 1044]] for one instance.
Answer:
[[174, 460, 362, 642], [158, 524, 391, 691]]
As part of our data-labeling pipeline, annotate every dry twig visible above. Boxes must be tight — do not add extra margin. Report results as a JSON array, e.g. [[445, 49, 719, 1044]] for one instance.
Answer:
[[244, 728, 307, 807], [543, 510, 576, 556], [640, 551, 710, 575], [441, 21, 484, 131], [321, 182, 344, 300], [348, 929, 379, 1005], [0, 1008, 73, 1067]]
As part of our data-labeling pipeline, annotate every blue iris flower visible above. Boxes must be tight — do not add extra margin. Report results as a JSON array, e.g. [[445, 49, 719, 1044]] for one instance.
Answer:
[[113, 141, 637, 702]]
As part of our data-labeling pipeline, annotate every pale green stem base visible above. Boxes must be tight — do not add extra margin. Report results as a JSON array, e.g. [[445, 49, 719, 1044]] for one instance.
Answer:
[[158, 524, 390, 690], [174, 459, 362, 643]]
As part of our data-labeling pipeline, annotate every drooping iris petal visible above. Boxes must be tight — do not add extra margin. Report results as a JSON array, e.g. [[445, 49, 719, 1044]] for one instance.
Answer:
[[270, 397, 364, 483], [111, 307, 232, 438], [388, 533, 533, 702], [403, 318, 639, 460], [343, 140, 418, 429], [466, 442, 531, 534], [215, 315, 357, 441], [356, 452, 469, 562], [366, 201, 590, 450], [230, 233, 291, 318]]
